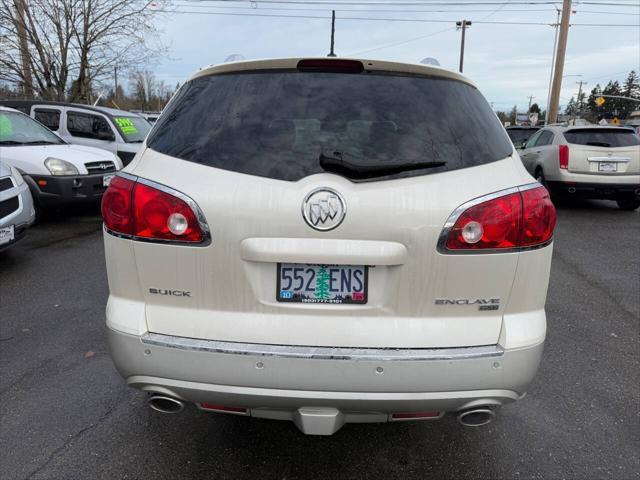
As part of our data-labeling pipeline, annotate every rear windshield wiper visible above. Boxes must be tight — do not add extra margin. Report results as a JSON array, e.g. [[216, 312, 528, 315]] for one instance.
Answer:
[[22, 140, 60, 145], [585, 141, 611, 147], [320, 151, 446, 179]]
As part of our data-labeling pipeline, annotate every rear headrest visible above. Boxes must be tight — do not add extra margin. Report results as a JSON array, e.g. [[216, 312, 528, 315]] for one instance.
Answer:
[[260, 119, 296, 149]]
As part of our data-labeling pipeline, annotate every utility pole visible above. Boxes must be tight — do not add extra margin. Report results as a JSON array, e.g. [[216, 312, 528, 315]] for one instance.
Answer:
[[327, 10, 336, 57], [545, 7, 561, 124], [14, 0, 33, 98], [456, 20, 472, 73], [548, 0, 572, 124], [114, 66, 119, 101], [527, 95, 535, 113], [572, 80, 587, 122]]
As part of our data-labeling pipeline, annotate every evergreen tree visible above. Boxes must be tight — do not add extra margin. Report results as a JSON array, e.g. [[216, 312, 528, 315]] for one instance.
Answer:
[[621, 71, 640, 118], [602, 80, 623, 118], [509, 105, 518, 124], [586, 84, 603, 121], [315, 267, 331, 300], [564, 96, 576, 116], [530, 103, 541, 114]]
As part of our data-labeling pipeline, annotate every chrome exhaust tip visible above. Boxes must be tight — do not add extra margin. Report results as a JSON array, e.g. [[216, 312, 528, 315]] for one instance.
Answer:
[[148, 395, 185, 414], [567, 187, 576, 194], [457, 408, 496, 427]]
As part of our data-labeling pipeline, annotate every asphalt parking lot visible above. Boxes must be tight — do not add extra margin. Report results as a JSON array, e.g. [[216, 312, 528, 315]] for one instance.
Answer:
[[1, 201, 638, 480]]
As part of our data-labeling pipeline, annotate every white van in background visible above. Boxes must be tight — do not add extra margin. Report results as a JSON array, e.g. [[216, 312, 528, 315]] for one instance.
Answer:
[[0, 106, 121, 211], [0, 101, 151, 166]]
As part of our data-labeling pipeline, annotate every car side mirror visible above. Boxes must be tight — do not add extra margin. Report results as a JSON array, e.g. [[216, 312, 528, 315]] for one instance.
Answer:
[[97, 130, 115, 142]]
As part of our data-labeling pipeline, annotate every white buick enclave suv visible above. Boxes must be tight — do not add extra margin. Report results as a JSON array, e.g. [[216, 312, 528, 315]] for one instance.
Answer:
[[102, 58, 556, 435]]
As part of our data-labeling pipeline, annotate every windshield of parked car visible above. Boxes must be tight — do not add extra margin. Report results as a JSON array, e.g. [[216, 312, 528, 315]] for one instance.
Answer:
[[563, 128, 640, 148], [0, 110, 64, 146], [507, 129, 538, 145], [147, 70, 513, 182], [113, 116, 151, 143]]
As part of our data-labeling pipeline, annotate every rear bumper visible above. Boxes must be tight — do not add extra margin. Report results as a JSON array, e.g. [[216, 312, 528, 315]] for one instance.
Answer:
[[546, 180, 640, 200], [108, 327, 544, 424], [24, 173, 113, 207]]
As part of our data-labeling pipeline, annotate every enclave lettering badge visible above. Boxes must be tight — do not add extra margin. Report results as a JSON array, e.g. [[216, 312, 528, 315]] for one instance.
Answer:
[[149, 288, 192, 297], [435, 298, 500, 311]]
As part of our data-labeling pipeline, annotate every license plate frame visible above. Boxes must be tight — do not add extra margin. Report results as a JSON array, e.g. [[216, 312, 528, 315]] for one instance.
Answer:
[[103, 174, 115, 187], [0, 225, 15, 245], [598, 162, 617, 172], [276, 263, 369, 304]]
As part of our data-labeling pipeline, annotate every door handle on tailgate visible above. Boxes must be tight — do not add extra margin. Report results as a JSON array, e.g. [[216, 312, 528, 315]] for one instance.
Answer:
[[240, 238, 408, 265]]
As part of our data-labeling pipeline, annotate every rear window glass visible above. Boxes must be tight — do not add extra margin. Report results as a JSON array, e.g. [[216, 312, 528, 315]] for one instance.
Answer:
[[67, 111, 113, 140], [507, 129, 538, 145], [563, 129, 640, 148], [148, 71, 513, 182], [34, 108, 61, 131]]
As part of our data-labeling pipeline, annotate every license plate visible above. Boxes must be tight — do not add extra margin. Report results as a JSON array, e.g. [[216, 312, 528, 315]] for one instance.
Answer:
[[103, 174, 115, 187], [598, 162, 617, 172], [277, 263, 368, 304], [0, 225, 15, 245]]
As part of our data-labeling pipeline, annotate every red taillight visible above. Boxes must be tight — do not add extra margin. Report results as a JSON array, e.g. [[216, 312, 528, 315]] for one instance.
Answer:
[[102, 175, 205, 243], [446, 192, 522, 250], [101, 175, 135, 235], [391, 411, 441, 420], [444, 185, 555, 251], [559, 144, 569, 169], [521, 187, 556, 246], [199, 403, 248, 414]]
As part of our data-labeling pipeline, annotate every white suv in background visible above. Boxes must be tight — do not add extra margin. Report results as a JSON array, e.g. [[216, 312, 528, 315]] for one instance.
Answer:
[[520, 125, 640, 210], [102, 58, 556, 435]]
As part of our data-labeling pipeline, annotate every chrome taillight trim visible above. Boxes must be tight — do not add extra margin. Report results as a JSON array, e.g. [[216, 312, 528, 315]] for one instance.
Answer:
[[436, 182, 553, 255], [103, 171, 211, 246]]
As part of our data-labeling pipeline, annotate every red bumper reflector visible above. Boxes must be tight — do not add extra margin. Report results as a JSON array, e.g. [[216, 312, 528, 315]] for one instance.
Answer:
[[199, 403, 247, 414], [391, 411, 440, 419]]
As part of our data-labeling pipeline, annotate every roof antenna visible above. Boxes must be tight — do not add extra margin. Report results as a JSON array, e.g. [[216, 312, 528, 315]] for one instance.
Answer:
[[328, 10, 336, 57]]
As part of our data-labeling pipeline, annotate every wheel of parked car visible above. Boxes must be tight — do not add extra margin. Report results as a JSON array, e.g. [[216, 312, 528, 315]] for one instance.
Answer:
[[616, 199, 640, 211], [534, 168, 546, 188]]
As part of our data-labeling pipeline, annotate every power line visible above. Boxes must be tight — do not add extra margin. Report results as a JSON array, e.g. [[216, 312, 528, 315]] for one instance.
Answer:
[[179, 0, 640, 5], [173, 2, 560, 12], [158, 8, 640, 25], [173, 1, 640, 14], [174, 0, 640, 7], [347, 25, 455, 55]]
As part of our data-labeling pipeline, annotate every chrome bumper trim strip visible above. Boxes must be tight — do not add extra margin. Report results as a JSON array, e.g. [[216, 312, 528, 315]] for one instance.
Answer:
[[141, 333, 504, 361]]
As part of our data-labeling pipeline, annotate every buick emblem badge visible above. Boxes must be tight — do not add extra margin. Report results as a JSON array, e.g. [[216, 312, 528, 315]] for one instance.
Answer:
[[302, 187, 346, 231]]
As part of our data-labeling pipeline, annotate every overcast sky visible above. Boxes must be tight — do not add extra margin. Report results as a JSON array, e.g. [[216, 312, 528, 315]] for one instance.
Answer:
[[149, 1, 640, 112]]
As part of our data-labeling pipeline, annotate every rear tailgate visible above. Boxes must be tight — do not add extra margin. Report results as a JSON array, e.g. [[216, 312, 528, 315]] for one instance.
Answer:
[[133, 153, 525, 349], [564, 128, 640, 175], [126, 63, 536, 350]]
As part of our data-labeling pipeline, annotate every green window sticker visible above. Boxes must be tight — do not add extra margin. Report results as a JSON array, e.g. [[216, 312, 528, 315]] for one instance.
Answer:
[[0, 114, 13, 139], [115, 117, 138, 135]]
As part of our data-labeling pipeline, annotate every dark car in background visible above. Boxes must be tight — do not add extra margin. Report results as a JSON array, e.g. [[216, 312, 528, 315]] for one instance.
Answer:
[[506, 126, 541, 150]]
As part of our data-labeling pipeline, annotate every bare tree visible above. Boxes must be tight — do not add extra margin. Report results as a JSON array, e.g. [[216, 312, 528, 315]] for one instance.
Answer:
[[130, 69, 157, 111], [0, 0, 168, 101]]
